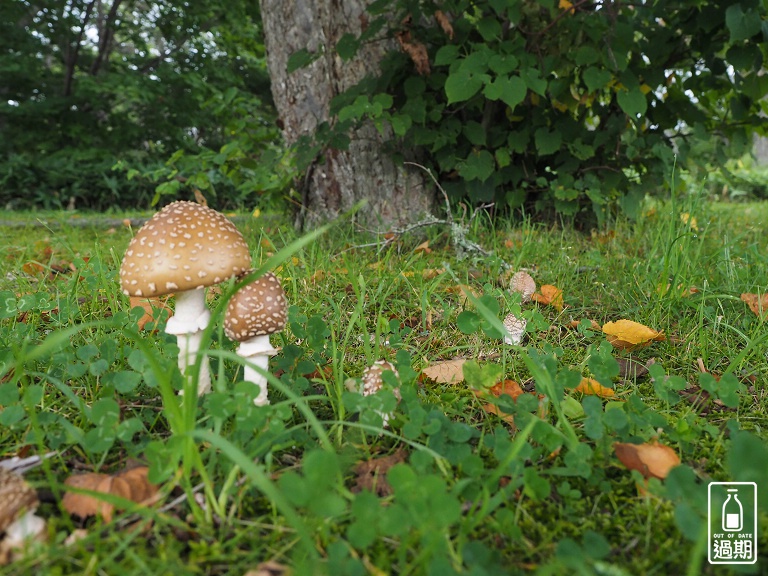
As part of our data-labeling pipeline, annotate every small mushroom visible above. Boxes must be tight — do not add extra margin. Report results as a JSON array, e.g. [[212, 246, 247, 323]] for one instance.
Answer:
[[0, 466, 45, 557], [120, 201, 251, 395], [502, 313, 526, 345], [509, 271, 536, 303], [361, 360, 401, 427], [224, 272, 288, 406]]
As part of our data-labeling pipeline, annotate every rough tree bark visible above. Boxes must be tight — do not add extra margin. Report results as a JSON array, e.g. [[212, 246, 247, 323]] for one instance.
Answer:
[[260, 0, 434, 230]]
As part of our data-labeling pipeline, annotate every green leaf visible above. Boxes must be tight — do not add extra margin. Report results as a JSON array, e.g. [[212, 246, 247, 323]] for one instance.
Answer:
[[495, 147, 511, 168], [483, 75, 527, 109], [104, 370, 142, 394], [457, 310, 481, 334], [287, 48, 320, 73], [522, 68, 547, 96], [445, 70, 485, 104], [477, 16, 502, 41], [583, 67, 612, 92], [488, 53, 519, 75], [434, 45, 460, 66], [463, 360, 504, 390], [725, 4, 761, 41], [700, 372, 744, 408], [582, 396, 604, 440], [534, 127, 562, 155], [523, 467, 551, 501], [0, 383, 19, 406], [463, 121, 486, 146], [575, 46, 600, 66], [727, 432, 768, 507], [458, 150, 495, 182], [336, 33, 359, 60], [617, 88, 647, 118]]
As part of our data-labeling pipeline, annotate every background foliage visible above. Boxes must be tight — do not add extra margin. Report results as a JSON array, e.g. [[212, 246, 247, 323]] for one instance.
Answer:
[[0, 0, 282, 210], [3, 0, 768, 219], [324, 0, 768, 224]]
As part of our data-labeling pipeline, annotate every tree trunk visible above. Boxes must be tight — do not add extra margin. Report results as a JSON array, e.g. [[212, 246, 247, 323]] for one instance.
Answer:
[[260, 0, 434, 230]]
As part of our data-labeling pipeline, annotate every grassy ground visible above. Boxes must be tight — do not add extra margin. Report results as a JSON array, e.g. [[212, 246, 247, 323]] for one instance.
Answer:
[[0, 199, 766, 575]]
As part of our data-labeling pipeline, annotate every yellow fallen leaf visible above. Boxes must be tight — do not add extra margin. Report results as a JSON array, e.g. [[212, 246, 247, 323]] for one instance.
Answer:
[[680, 212, 697, 230], [741, 293, 768, 318], [574, 377, 614, 398], [532, 284, 564, 311], [613, 442, 680, 480], [602, 319, 665, 350], [252, 208, 261, 218], [421, 359, 466, 384]]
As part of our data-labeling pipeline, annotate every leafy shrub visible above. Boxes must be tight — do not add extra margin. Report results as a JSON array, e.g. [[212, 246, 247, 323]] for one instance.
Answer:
[[310, 0, 768, 224]]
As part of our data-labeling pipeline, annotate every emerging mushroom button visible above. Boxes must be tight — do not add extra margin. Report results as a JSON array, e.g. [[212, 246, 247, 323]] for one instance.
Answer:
[[224, 272, 288, 406], [360, 360, 401, 428], [120, 201, 252, 395]]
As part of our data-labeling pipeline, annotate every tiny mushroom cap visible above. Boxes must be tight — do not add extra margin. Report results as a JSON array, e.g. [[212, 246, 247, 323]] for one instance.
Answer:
[[502, 313, 527, 345], [224, 272, 288, 343], [0, 467, 38, 535], [509, 271, 536, 303], [361, 360, 401, 400], [120, 201, 251, 298]]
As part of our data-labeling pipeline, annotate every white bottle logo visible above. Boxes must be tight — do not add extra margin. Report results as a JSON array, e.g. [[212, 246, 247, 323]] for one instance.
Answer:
[[722, 488, 743, 532]]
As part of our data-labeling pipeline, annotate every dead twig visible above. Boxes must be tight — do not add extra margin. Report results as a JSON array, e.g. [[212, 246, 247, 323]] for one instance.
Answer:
[[336, 162, 511, 270]]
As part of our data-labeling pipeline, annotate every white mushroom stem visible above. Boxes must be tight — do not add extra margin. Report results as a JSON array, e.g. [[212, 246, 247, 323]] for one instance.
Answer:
[[165, 289, 212, 395], [237, 335, 278, 406], [4, 511, 46, 547]]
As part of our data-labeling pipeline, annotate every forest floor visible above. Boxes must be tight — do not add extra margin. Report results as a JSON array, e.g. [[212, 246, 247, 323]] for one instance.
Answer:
[[0, 199, 766, 575]]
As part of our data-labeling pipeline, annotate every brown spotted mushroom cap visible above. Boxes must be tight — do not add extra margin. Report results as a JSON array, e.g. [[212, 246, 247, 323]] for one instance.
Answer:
[[224, 272, 288, 342], [361, 360, 401, 400], [120, 201, 251, 297], [509, 271, 536, 303], [0, 467, 38, 534]]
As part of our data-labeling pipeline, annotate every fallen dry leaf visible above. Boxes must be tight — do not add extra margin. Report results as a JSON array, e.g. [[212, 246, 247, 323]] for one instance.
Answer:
[[396, 27, 430, 76], [193, 189, 208, 206], [474, 380, 548, 428], [422, 268, 445, 280], [129, 295, 172, 331], [567, 318, 601, 331], [613, 442, 680, 480], [574, 377, 615, 398], [473, 380, 523, 428], [434, 10, 454, 39], [413, 240, 431, 254], [616, 357, 650, 381], [485, 380, 524, 401], [532, 285, 564, 311], [602, 319, 665, 350], [62, 466, 159, 522], [741, 293, 768, 318], [421, 359, 466, 384], [447, 284, 481, 307], [352, 449, 407, 497]]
